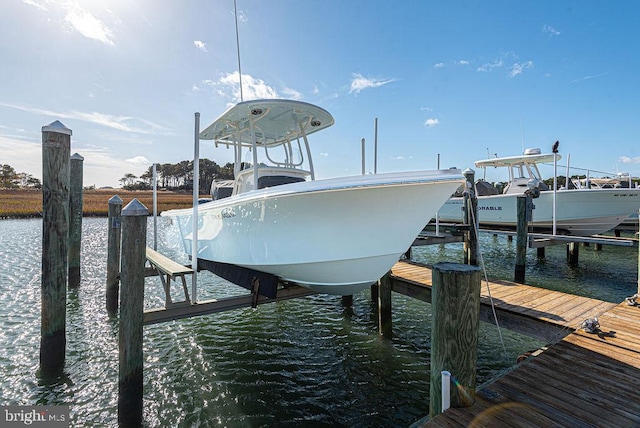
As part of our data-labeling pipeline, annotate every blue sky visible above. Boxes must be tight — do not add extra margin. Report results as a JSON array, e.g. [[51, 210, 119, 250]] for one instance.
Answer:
[[1, 0, 639, 188]]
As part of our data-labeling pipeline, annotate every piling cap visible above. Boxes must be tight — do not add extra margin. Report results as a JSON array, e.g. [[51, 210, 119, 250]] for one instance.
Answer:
[[122, 198, 149, 216], [42, 120, 72, 136], [108, 195, 123, 205], [433, 262, 481, 273], [70, 153, 84, 161]]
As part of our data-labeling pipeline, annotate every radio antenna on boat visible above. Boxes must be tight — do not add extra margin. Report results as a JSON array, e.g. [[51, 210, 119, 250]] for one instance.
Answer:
[[234, 0, 244, 102], [520, 119, 525, 153]]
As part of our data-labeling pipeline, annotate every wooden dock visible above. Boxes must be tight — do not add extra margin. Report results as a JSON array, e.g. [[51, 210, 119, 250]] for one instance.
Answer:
[[391, 261, 618, 343], [388, 261, 640, 427]]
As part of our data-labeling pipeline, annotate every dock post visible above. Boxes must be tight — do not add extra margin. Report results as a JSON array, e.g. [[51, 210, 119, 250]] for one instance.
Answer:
[[567, 242, 579, 266], [429, 263, 481, 418], [106, 195, 123, 314], [514, 195, 530, 283], [40, 120, 72, 375], [118, 199, 148, 427], [462, 168, 478, 266], [68, 153, 84, 288], [377, 272, 392, 338], [341, 295, 353, 307], [370, 283, 379, 308]]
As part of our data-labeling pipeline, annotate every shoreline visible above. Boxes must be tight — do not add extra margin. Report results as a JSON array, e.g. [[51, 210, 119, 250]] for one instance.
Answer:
[[0, 188, 205, 218]]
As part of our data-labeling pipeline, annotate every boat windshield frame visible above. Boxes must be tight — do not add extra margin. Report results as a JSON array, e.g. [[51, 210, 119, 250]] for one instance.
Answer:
[[199, 99, 335, 194]]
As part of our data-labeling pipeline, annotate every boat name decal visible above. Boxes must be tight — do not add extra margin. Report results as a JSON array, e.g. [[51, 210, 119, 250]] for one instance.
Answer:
[[478, 206, 503, 211]]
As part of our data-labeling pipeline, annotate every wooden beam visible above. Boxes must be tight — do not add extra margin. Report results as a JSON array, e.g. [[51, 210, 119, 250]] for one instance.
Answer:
[[143, 285, 315, 325]]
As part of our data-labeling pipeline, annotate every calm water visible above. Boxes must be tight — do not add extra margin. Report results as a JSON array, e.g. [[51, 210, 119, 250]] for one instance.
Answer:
[[0, 218, 636, 427]]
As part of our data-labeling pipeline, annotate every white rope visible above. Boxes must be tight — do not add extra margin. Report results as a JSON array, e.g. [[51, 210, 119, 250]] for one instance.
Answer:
[[467, 191, 508, 359]]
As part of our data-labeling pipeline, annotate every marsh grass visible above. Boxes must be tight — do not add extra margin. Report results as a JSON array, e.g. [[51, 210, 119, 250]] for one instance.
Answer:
[[0, 189, 205, 218]]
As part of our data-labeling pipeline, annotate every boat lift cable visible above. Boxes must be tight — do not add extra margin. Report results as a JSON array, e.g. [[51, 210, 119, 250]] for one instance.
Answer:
[[468, 195, 509, 359]]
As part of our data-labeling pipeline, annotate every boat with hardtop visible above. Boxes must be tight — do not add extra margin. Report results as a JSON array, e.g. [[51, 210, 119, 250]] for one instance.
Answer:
[[162, 99, 465, 295], [436, 147, 640, 236]]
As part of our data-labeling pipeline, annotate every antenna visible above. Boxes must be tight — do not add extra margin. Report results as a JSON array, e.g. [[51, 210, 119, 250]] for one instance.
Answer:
[[520, 119, 524, 152], [234, 0, 244, 102]]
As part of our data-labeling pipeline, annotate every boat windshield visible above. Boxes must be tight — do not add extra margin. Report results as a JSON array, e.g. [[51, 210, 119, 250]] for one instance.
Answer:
[[508, 162, 544, 182], [242, 140, 304, 170]]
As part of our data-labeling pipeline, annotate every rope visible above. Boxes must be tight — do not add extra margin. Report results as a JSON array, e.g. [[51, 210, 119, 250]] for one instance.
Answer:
[[467, 189, 508, 359]]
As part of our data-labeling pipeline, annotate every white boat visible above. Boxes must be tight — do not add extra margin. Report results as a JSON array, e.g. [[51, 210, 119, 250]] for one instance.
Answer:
[[161, 99, 465, 295], [436, 148, 640, 236]]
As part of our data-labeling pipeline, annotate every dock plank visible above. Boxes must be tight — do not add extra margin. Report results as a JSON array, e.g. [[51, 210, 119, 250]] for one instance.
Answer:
[[390, 262, 640, 427]]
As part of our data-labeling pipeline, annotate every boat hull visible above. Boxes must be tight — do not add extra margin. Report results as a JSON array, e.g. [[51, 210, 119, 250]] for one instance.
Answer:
[[437, 188, 640, 236], [163, 171, 464, 295]]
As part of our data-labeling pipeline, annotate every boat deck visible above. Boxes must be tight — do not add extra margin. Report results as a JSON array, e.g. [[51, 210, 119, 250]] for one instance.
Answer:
[[388, 261, 640, 427]]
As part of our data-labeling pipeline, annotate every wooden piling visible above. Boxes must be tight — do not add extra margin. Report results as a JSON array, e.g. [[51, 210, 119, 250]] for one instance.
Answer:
[[341, 295, 353, 307], [377, 273, 392, 338], [462, 169, 478, 266], [514, 195, 529, 283], [118, 199, 148, 427], [68, 153, 84, 288], [567, 242, 579, 266], [429, 263, 481, 418], [106, 195, 123, 314], [40, 120, 71, 375]]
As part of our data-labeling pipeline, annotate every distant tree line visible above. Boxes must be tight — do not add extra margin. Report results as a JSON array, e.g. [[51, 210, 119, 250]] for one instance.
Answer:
[[120, 158, 235, 193], [0, 164, 41, 189]]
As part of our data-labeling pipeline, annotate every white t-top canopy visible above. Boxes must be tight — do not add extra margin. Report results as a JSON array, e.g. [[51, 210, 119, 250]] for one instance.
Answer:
[[199, 99, 335, 147], [475, 151, 562, 168]]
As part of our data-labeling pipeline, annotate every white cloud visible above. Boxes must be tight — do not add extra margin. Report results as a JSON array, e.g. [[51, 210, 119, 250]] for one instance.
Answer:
[[349, 73, 397, 94], [510, 61, 534, 77], [232, 9, 248, 23], [0, 134, 41, 180], [23, 0, 116, 45], [21, 0, 47, 11], [571, 72, 607, 83], [457, 60, 470, 66], [619, 156, 640, 164], [0, 102, 171, 135], [434, 62, 445, 68], [204, 71, 279, 101], [281, 87, 303, 101], [543, 25, 560, 36], [64, 3, 115, 45], [126, 155, 152, 165], [194, 40, 207, 52], [425, 118, 440, 127], [0, 133, 143, 188], [477, 58, 504, 72]]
